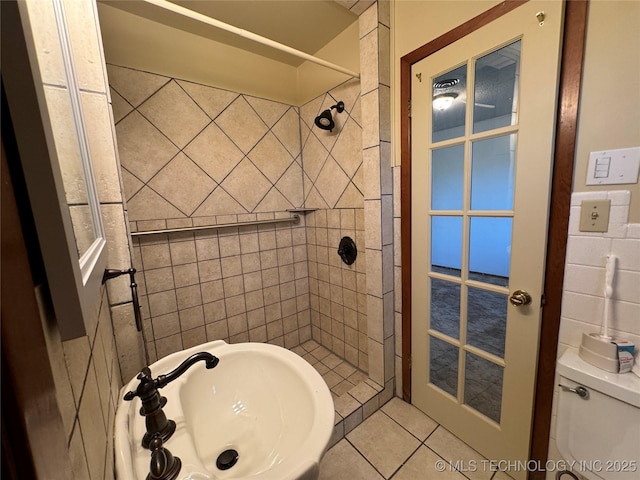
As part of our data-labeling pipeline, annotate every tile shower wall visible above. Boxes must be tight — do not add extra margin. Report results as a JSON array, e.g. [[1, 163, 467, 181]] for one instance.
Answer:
[[314, 0, 395, 444], [299, 79, 369, 371], [359, 2, 395, 391], [546, 190, 640, 479], [108, 1, 393, 387], [108, 65, 303, 218], [131, 214, 311, 362], [108, 65, 311, 359], [299, 79, 364, 210], [306, 209, 369, 372]]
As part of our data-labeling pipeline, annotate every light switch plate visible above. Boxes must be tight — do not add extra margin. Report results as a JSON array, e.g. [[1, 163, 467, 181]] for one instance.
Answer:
[[586, 147, 640, 185], [579, 200, 610, 232]]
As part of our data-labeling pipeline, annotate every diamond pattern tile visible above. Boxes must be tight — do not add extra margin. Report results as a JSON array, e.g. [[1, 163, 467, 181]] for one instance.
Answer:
[[116, 110, 178, 182], [110, 66, 365, 225], [301, 133, 329, 182], [336, 183, 364, 209], [107, 64, 170, 107], [331, 118, 363, 177], [329, 79, 361, 116], [215, 97, 268, 154], [351, 96, 362, 127], [275, 162, 303, 208], [193, 187, 246, 216], [184, 123, 243, 183], [245, 96, 289, 128], [299, 121, 312, 151], [352, 164, 364, 192], [248, 132, 293, 183], [272, 108, 302, 158], [314, 156, 350, 208], [120, 167, 144, 201], [148, 153, 215, 215], [138, 80, 210, 149], [110, 88, 132, 124], [300, 95, 324, 130], [220, 158, 271, 212], [305, 185, 329, 210], [127, 187, 184, 221], [255, 188, 293, 212], [177, 80, 238, 120], [303, 173, 314, 203]]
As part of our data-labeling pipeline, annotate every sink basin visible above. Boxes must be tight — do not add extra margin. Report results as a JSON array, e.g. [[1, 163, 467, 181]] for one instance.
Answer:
[[114, 340, 335, 479]]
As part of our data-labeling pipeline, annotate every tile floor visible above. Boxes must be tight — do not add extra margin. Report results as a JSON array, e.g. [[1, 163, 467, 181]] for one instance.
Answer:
[[318, 398, 514, 480]]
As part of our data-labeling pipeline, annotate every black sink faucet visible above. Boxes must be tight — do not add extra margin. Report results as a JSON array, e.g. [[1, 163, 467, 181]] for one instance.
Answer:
[[124, 352, 219, 448]]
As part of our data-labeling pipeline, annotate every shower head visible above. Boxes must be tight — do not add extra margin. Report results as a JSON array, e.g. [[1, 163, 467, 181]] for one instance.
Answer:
[[314, 101, 345, 132], [314, 109, 334, 130]]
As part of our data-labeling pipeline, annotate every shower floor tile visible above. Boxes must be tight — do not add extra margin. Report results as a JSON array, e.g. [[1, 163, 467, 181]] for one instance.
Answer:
[[299, 339, 368, 398]]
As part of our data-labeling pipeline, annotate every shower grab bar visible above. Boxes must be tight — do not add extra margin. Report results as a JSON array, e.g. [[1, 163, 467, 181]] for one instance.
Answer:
[[130, 214, 300, 237]]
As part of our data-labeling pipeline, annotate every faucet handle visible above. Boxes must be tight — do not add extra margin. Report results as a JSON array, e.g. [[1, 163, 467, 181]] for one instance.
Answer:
[[137, 367, 152, 380], [148, 434, 182, 480], [124, 367, 156, 401]]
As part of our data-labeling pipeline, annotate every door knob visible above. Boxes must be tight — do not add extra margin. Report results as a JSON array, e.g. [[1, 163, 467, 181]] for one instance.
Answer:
[[509, 289, 532, 306]]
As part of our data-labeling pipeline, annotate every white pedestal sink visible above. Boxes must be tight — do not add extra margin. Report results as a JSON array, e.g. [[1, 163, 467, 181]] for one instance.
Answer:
[[115, 340, 335, 479]]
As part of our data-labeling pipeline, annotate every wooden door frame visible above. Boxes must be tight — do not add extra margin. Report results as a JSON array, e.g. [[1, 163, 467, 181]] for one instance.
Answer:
[[399, 0, 588, 475]]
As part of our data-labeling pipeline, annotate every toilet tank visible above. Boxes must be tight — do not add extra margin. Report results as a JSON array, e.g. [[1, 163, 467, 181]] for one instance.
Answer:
[[556, 349, 640, 480]]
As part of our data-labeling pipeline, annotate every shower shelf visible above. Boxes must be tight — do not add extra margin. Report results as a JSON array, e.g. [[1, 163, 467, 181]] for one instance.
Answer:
[[130, 214, 300, 237], [286, 208, 317, 213]]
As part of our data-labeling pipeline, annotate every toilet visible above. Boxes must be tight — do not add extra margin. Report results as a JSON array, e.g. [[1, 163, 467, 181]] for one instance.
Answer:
[[556, 349, 640, 480]]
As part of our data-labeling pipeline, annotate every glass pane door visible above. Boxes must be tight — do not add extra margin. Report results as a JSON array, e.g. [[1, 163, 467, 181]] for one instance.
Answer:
[[427, 40, 521, 424], [411, 1, 564, 468]]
